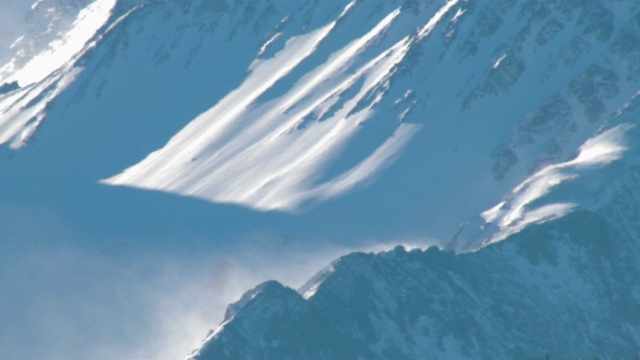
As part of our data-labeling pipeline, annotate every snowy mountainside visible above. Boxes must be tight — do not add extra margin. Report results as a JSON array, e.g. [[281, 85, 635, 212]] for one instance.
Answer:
[[449, 87, 640, 253], [449, 120, 636, 252], [103, 0, 640, 216], [1, 0, 640, 358], [0, 0, 124, 148], [189, 97, 640, 358], [2, 0, 640, 240], [0, 0, 96, 76]]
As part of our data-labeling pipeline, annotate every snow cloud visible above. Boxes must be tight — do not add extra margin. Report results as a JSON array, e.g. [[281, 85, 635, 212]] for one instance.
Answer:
[[0, 201, 376, 359]]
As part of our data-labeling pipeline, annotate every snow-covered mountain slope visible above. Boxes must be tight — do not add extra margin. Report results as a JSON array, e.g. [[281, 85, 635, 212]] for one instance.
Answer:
[[2, 0, 640, 240], [0, 0, 96, 76], [0, 0, 121, 148], [189, 97, 640, 358], [2, 0, 640, 358], [449, 119, 636, 252], [102, 0, 640, 216]]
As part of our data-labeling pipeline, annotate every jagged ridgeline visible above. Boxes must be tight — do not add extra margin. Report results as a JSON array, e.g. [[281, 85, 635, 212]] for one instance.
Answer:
[[191, 212, 640, 359]]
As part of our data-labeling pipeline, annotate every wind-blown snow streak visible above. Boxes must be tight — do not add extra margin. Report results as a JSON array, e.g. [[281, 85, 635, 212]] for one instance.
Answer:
[[416, 0, 459, 40], [104, 2, 457, 212], [312, 123, 421, 202], [453, 123, 634, 252]]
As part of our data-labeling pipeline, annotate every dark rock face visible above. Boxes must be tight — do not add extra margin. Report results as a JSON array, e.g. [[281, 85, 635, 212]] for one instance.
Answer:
[[0, 81, 18, 94], [191, 209, 640, 359]]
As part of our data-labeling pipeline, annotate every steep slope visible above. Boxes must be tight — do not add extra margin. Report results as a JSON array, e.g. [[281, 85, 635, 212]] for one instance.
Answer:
[[0, 0, 121, 148], [449, 120, 635, 252], [189, 97, 640, 358], [2, 0, 640, 240], [102, 0, 640, 218]]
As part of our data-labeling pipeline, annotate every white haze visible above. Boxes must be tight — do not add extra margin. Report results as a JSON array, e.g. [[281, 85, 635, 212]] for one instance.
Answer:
[[0, 200, 436, 359]]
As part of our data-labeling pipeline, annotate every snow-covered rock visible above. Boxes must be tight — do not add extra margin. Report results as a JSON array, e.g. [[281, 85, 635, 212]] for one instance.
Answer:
[[191, 211, 640, 358]]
